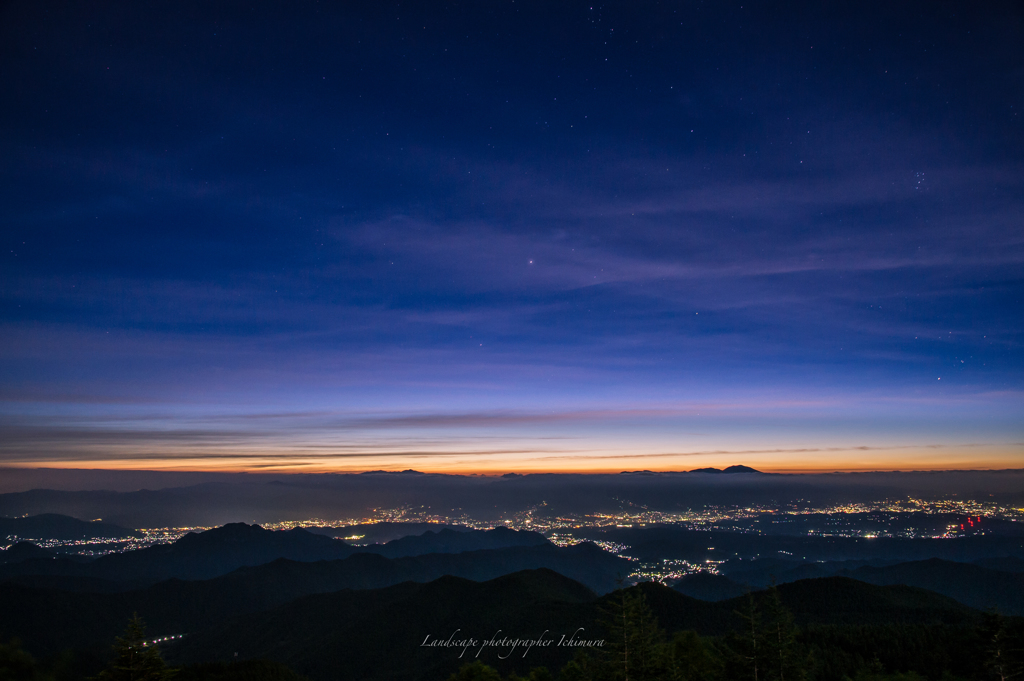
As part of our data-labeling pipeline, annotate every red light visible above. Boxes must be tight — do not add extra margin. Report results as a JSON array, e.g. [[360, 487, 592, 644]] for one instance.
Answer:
[[961, 524, 964, 530]]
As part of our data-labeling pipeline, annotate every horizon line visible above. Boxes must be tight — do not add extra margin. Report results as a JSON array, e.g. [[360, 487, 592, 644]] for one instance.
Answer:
[[4, 464, 1024, 477]]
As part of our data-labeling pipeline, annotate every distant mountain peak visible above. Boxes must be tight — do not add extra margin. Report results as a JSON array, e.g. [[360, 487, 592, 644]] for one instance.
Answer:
[[690, 465, 763, 474], [358, 469, 425, 475], [175, 522, 269, 545], [723, 465, 762, 474]]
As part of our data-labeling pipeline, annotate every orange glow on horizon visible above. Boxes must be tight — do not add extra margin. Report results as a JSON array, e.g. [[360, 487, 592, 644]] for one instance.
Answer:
[[5, 443, 1022, 476]]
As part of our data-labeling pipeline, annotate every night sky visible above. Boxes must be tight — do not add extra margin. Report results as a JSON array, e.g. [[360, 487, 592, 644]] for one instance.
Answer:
[[1, 1, 1022, 473]]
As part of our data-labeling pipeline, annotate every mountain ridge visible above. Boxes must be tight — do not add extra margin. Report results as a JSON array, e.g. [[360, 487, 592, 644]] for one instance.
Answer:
[[0, 523, 553, 584], [0, 513, 141, 541]]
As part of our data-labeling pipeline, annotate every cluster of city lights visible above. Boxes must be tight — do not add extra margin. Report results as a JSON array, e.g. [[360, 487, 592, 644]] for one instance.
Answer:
[[3, 497, 1019, 557]]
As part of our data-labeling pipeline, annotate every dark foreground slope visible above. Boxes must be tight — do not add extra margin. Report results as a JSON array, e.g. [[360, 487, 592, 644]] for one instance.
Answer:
[[0, 543, 629, 656], [165, 574, 981, 681], [171, 569, 599, 681], [0, 560, 991, 681]]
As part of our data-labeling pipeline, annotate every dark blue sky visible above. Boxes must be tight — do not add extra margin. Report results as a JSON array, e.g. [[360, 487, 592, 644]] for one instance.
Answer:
[[1, 1, 1022, 473]]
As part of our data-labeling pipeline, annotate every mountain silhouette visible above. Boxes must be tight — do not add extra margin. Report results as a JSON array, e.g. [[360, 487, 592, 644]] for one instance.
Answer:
[[0, 513, 140, 540], [166, 572, 977, 681], [0, 541, 630, 656], [0, 542, 55, 564], [688, 465, 763, 474], [0, 524, 554, 585], [367, 526, 549, 558], [841, 558, 1024, 615], [672, 572, 748, 601]]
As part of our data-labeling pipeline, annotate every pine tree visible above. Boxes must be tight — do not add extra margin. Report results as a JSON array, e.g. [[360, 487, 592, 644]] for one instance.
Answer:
[[600, 589, 667, 681], [94, 614, 173, 681], [759, 585, 803, 681], [731, 592, 763, 681], [559, 650, 601, 681], [724, 587, 803, 681], [981, 612, 1024, 681], [665, 630, 720, 681]]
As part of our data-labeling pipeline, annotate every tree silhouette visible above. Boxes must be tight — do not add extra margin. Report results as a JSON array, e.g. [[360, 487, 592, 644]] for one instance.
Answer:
[[759, 585, 803, 681], [0, 638, 49, 681], [94, 614, 173, 681], [728, 592, 763, 681], [981, 612, 1024, 681], [506, 667, 553, 681], [725, 587, 803, 681], [447, 660, 502, 681], [600, 589, 667, 681], [665, 630, 719, 681], [559, 650, 602, 681]]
